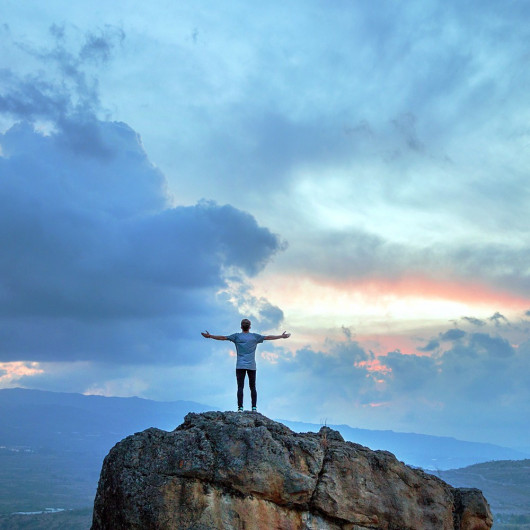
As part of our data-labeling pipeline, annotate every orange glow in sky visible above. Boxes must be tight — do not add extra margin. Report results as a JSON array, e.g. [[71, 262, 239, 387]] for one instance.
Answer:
[[355, 358, 392, 374], [0, 362, 43, 384], [251, 272, 530, 334]]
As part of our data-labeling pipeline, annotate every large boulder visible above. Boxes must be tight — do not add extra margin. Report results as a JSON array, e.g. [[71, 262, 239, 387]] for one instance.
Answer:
[[91, 411, 492, 529]]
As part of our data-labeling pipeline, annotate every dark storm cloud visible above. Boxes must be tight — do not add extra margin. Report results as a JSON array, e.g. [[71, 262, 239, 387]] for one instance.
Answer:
[[0, 69, 63, 117], [419, 321, 515, 364], [0, 25, 286, 367], [0, 121, 282, 364]]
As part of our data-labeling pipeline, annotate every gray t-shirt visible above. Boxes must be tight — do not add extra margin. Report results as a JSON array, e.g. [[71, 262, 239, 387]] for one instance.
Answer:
[[227, 332, 265, 370]]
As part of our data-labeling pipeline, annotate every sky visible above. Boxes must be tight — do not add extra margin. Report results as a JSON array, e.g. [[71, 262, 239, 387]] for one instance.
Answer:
[[1, 0, 530, 449]]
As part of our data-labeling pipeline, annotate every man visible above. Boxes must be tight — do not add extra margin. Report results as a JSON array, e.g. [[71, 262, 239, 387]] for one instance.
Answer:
[[202, 319, 290, 412]]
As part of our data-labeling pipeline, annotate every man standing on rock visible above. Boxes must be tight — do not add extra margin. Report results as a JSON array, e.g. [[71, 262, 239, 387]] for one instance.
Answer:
[[202, 319, 290, 412]]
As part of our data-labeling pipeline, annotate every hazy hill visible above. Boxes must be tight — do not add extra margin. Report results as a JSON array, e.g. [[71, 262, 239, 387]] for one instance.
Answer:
[[0, 387, 212, 450], [437, 459, 530, 530], [0, 388, 212, 516]]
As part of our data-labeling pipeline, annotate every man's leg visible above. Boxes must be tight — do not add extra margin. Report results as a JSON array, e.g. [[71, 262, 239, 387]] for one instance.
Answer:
[[247, 369, 257, 409], [236, 369, 246, 409]]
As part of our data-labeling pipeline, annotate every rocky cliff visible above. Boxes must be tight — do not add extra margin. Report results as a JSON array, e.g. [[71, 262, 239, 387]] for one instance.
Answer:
[[91, 411, 492, 530]]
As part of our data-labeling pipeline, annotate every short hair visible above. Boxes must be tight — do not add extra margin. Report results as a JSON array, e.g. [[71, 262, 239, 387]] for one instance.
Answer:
[[241, 319, 251, 331]]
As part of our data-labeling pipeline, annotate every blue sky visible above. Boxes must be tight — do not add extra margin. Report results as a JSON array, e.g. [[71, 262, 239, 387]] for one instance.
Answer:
[[1, 1, 530, 449]]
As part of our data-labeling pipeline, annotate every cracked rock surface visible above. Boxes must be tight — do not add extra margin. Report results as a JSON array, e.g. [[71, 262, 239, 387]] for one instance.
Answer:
[[91, 411, 492, 530]]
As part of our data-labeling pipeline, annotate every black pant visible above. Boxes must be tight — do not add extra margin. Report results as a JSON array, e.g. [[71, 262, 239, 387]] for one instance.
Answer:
[[236, 369, 257, 408]]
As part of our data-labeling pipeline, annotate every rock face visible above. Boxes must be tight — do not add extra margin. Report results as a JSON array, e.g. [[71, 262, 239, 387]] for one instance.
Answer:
[[91, 411, 492, 530]]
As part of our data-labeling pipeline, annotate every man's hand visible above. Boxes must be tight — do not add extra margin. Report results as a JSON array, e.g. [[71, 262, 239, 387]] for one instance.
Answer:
[[201, 331, 227, 340], [264, 331, 291, 340]]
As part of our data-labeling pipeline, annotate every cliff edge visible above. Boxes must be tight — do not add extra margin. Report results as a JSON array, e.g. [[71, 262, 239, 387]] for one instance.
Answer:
[[91, 411, 492, 529]]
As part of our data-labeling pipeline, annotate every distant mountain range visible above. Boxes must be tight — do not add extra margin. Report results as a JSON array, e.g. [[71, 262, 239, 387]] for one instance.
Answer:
[[0, 387, 528, 519], [0, 387, 211, 454], [0, 387, 212, 516], [1, 387, 526, 470], [280, 419, 529, 471]]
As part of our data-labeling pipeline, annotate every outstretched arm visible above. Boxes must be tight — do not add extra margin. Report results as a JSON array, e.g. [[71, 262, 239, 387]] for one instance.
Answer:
[[201, 331, 228, 340], [263, 331, 291, 340]]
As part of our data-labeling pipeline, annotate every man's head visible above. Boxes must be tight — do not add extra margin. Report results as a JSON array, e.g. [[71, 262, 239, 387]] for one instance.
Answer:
[[241, 319, 251, 332]]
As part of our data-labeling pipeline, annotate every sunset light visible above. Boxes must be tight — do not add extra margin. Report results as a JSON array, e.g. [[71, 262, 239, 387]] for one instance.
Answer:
[[2, 1, 530, 454]]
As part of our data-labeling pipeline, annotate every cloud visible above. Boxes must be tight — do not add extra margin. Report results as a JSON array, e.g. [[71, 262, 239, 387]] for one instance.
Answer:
[[258, 336, 376, 419], [1, 24, 126, 157], [119, 0, 530, 309], [417, 339, 439, 353], [0, 25, 286, 367], [489, 311, 508, 326], [250, 320, 530, 445], [0, 362, 43, 384], [79, 27, 125, 63], [461, 316, 486, 327], [467, 333, 514, 359], [376, 328, 526, 442], [220, 280, 285, 332], [275, 226, 530, 305], [0, 25, 294, 414], [2, 27, 108, 120], [440, 329, 466, 342], [382, 351, 437, 393], [3, 4, 530, 448], [0, 121, 283, 365], [157, 0, 530, 194]]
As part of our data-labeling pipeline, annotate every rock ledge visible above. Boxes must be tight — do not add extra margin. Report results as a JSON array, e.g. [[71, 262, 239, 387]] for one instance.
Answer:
[[91, 411, 492, 529]]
